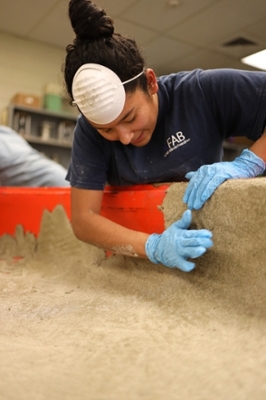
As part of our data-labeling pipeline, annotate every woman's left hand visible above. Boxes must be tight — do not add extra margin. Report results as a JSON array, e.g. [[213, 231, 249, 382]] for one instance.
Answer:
[[183, 148, 265, 210]]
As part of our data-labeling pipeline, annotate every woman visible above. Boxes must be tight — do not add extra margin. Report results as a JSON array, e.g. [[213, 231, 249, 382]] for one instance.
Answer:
[[63, 0, 266, 272]]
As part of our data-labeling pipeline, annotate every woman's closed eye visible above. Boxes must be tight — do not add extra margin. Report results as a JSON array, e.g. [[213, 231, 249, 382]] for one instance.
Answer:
[[98, 128, 112, 134], [125, 115, 136, 124]]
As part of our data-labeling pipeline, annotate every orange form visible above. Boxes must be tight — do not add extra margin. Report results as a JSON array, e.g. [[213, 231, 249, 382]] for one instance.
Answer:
[[0, 184, 169, 237]]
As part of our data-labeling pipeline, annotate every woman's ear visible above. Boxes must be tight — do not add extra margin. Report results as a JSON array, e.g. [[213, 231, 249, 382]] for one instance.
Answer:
[[145, 68, 159, 94]]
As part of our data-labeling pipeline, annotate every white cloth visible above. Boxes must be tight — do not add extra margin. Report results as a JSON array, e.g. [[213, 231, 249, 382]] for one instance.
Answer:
[[0, 125, 69, 187]]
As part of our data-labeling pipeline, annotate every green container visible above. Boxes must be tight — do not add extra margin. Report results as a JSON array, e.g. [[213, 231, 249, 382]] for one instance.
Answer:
[[44, 94, 62, 111]]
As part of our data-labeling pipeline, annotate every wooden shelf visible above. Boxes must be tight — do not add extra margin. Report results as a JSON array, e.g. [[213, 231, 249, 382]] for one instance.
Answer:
[[22, 134, 72, 149], [7, 104, 78, 168]]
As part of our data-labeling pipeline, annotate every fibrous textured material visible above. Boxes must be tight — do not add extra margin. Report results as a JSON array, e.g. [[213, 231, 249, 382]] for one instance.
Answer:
[[0, 178, 265, 400]]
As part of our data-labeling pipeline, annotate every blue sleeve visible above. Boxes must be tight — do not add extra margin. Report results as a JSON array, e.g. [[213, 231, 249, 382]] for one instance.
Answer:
[[198, 69, 266, 140], [0, 125, 69, 187], [66, 116, 108, 190]]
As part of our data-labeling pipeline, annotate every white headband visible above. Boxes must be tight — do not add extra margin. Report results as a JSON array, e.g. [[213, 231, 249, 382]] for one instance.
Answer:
[[72, 63, 144, 124]]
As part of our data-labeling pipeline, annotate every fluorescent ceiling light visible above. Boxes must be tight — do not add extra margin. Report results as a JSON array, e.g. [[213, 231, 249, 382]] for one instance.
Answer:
[[241, 49, 266, 71]]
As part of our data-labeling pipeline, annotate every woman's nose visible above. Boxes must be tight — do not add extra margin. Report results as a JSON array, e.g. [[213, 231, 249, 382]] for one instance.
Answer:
[[117, 128, 134, 145]]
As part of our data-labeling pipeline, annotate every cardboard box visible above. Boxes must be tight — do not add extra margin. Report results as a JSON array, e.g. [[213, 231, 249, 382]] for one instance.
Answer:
[[11, 93, 41, 109]]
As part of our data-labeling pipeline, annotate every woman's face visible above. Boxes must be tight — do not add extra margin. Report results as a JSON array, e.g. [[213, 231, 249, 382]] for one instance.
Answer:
[[88, 69, 159, 147]]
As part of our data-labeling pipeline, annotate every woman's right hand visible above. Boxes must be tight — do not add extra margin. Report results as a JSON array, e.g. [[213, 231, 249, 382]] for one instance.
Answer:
[[145, 210, 213, 272]]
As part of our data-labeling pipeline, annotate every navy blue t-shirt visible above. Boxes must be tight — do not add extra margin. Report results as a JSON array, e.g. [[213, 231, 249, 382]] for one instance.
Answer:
[[67, 68, 266, 190]]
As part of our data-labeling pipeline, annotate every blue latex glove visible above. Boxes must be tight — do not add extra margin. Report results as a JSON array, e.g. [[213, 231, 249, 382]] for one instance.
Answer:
[[183, 149, 265, 210], [145, 210, 213, 272]]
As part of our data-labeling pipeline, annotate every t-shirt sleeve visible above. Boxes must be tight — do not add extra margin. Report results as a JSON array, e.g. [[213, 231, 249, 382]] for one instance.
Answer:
[[197, 69, 266, 141], [66, 116, 108, 190], [0, 125, 69, 187]]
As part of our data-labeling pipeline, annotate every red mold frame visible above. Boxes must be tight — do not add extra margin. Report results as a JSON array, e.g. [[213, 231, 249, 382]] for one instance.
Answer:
[[0, 184, 170, 237]]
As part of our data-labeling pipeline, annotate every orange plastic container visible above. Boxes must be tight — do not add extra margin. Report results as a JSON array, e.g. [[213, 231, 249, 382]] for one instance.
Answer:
[[0, 184, 169, 237]]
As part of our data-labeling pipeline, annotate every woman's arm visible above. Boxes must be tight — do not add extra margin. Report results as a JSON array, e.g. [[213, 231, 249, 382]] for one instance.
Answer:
[[71, 187, 149, 257], [249, 131, 266, 162], [183, 132, 266, 210], [70, 187, 213, 271]]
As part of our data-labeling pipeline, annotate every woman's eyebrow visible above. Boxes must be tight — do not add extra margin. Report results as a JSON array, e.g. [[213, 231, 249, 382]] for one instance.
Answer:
[[120, 109, 134, 122]]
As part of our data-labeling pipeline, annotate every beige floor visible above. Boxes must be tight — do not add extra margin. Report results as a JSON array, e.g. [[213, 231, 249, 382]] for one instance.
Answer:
[[0, 180, 266, 400]]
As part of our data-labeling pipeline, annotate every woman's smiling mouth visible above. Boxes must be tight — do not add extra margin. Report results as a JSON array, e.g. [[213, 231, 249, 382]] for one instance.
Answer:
[[131, 131, 144, 145]]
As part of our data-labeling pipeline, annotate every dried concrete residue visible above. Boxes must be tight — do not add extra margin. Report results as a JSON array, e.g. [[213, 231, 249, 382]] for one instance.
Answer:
[[0, 178, 266, 400]]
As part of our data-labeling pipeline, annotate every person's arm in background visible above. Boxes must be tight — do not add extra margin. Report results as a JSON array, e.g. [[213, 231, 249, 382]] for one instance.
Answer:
[[0, 125, 69, 187], [183, 131, 266, 210], [71, 187, 213, 272]]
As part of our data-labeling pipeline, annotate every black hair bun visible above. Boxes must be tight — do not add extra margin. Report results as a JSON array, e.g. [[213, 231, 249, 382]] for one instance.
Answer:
[[69, 0, 114, 41]]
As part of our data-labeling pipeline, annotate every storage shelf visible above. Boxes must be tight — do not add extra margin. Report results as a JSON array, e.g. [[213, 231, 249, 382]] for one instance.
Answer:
[[9, 103, 77, 120], [22, 134, 72, 148], [8, 104, 77, 168]]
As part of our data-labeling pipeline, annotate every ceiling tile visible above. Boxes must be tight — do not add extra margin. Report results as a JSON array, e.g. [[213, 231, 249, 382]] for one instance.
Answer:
[[244, 17, 266, 43], [114, 18, 157, 46], [1, 0, 266, 74], [0, 0, 59, 35], [27, 0, 74, 48], [144, 36, 196, 70], [167, 0, 266, 48], [211, 32, 266, 60], [120, 0, 220, 32], [168, 49, 238, 71], [93, 0, 140, 17]]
